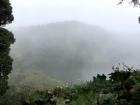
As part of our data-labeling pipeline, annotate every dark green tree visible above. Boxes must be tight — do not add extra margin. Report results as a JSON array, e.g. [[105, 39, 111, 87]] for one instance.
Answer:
[[0, 0, 15, 95]]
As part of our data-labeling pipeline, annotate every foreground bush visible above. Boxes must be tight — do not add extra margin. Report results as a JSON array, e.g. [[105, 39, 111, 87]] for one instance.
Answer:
[[0, 65, 140, 105]]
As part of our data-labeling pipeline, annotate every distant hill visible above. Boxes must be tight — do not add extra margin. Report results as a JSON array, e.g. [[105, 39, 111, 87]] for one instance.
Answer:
[[9, 70, 63, 90], [9, 21, 140, 82]]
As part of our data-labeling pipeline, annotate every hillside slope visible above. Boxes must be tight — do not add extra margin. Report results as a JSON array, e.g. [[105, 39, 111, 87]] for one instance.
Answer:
[[9, 21, 140, 82], [9, 70, 63, 90]]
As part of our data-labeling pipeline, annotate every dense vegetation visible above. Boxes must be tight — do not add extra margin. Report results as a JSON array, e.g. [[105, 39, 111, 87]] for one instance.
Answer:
[[0, 0, 15, 95], [0, 65, 140, 105], [1, 0, 140, 105]]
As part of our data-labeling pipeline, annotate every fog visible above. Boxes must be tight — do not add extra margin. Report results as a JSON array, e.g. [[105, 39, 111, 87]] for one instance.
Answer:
[[7, 0, 140, 82], [9, 21, 140, 82], [9, 0, 140, 32]]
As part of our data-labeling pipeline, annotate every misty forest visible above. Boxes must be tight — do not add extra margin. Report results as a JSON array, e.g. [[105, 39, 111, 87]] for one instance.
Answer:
[[1, 0, 140, 105]]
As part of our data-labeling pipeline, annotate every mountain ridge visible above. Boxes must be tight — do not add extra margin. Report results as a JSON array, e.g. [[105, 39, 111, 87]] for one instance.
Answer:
[[10, 21, 140, 82]]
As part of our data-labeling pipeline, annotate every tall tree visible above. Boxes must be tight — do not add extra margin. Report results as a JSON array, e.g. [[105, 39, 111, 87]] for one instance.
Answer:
[[0, 0, 15, 95]]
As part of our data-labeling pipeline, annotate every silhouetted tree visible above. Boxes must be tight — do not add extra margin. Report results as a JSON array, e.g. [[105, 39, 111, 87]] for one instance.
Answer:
[[119, 0, 139, 6], [0, 0, 15, 96], [119, 0, 140, 23]]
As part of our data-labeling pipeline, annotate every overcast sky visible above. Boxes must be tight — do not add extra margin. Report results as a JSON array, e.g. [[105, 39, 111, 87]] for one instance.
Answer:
[[9, 0, 140, 32]]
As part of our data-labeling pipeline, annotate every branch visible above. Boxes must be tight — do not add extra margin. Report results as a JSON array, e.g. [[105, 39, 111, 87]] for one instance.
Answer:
[[118, 0, 140, 6]]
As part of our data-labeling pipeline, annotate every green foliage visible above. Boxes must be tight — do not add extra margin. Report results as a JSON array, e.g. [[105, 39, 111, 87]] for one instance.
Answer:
[[9, 70, 63, 90], [0, 0, 15, 96], [0, 65, 140, 105], [109, 66, 131, 83], [0, 0, 14, 25]]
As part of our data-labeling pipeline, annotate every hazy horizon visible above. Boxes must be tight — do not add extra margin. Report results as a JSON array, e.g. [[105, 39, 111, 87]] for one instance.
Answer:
[[9, 0, 140, 33], [9, 21, 140, 82], [7, 0, 140, 82]]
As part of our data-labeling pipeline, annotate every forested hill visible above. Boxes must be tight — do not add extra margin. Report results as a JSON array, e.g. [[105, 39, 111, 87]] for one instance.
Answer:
[[9, 21, 140, 82]]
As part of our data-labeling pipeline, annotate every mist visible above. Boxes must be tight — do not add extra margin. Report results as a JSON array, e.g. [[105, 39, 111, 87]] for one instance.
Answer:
[[9, 0, 140, 32], [1, 0, 140, 104], [5, 0, 140, 82], [8, 21, 140, 82]]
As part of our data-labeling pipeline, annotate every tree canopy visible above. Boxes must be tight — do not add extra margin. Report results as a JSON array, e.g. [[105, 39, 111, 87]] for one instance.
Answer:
[[0, 0, 15, 95], [0, 0, 14, 25]]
